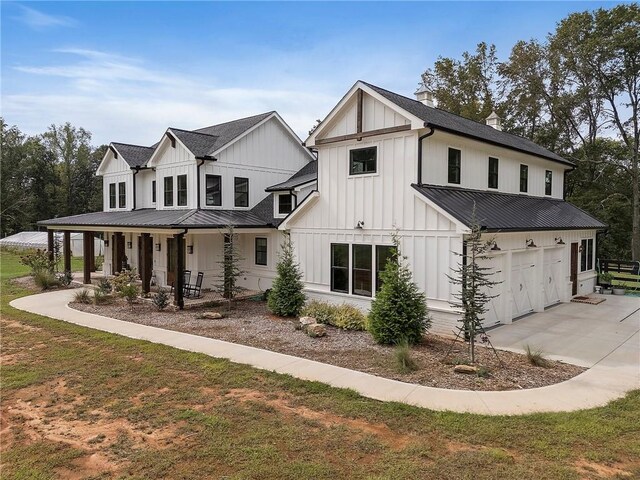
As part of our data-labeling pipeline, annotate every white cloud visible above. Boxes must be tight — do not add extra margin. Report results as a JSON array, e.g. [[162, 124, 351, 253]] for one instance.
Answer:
[[14, 5, 77, 30]]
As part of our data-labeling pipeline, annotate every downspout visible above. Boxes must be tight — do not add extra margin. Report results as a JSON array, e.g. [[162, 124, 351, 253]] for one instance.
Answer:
[[417, 125, 436, 185], [132, 167, 140, 211], [290, 189, 298, 210], [196, 158, 205, 209]]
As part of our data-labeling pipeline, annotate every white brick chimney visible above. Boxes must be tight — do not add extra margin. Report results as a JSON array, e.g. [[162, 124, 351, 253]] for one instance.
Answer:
[[415, 83, 435, 108], [486, 111, 502, 131]]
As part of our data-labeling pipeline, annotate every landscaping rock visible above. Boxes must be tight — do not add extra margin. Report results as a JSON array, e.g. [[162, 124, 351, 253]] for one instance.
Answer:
[[453, 364, 478, 374], [201, 312, 224, 320], [299, 316, 316, 328], [306, 323, 327, 338]]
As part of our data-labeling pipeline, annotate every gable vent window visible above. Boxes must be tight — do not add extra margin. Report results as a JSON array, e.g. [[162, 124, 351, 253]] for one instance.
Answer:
[[205, 175, 222, 206], [448, 148, 461, 184], [164, 176, 174, 207], [520, 164, 529, 193], [118, 182, 126, 208], [109, 183, 116, 209], [488, 157, 499, 189], [545, 170, 553, 196], [234, 177, 249, 207], [177, 174, 188, 207], [278, 194, 293, 215], [349, 147, 377, 175]]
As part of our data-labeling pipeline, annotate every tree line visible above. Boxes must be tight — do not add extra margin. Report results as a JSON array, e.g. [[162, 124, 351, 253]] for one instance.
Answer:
[[421, 3, 638, 261], [1, 119, 106, 237]]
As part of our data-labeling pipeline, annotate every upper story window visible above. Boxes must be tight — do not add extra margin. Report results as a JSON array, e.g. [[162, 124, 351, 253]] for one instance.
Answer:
[[488, 157, 499, 189], [235, 177, 249, 207], [519, 164, 528, 193], [448, 148, 461, 184], [109, 183, 116, 209], [545, 170, 553, 196], [177, 175, 188, 207], [164, 176, 174, 207], [255, 237, 267, 266], [580, 238, 594, 272], [349, 147, 377, 175], [206, 175, 222, 206], [278, 194, 293, 215], [118, 182, 126, 208], [152, 180, 156, 203], [330, 243, 349, 293]]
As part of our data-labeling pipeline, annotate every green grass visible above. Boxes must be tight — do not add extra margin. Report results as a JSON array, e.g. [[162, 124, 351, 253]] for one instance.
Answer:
[[2, 250, 640, 479], [610, 271, 640, 290], [0, 248, 84, 282]]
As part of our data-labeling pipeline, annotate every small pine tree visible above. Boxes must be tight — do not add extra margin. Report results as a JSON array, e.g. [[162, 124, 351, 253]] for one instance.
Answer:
[[447, 207, 501, 363], [369, 234, 430, 345], [268, 234, 306, 317], [214, 225, 246, 309]]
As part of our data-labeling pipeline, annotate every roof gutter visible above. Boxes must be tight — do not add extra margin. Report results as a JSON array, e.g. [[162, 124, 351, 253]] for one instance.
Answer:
[[195, 156, 217, 209], [417, 125, 435, 185]]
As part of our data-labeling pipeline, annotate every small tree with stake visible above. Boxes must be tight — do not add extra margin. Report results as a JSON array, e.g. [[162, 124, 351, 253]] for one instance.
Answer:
[[214, 225, 246, 310], [268, 233, 306, 317], [446, 209, 502, 365]]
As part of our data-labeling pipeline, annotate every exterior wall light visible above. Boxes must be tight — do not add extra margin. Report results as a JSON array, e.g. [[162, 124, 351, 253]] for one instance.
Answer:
[[355, 220, 365, 229], [104, 239, 109, 247], [490, 242, 501, 251], [526, 239, 537, 248], [127, 241, 132, 249], [187, 245, 194, 254], [555, 237, 565, 245], [155, 243, 161, 252]]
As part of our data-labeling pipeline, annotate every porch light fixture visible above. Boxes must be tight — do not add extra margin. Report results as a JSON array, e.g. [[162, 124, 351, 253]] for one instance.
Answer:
[[526, 238, 537, 248], [104, 239, 109, 247], [490, 242, 501, 251], [127, 241, 132, 249], [187, 245, 194, 254], [155, 243, 161, 252], [355, 220, 365, 229], [555, 237, 565, 245]]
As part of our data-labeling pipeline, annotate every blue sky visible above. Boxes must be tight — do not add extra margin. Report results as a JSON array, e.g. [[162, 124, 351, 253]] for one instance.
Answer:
[[1, 1, 626, 146]]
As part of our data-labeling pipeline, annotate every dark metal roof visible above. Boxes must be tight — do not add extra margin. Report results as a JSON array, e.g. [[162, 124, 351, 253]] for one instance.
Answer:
[[412, 184, 606, 232], [38, 203, 278, 230], [111, 143, 155, 168], [362, 82, 573, 167], [266, 161, 317, 192]]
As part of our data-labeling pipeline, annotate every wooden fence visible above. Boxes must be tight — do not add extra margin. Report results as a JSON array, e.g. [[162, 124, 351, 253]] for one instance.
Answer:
[[599, 259, 640, 291]]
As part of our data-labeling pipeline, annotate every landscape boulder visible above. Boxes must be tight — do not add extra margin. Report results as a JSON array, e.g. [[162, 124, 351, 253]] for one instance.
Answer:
[[201, 311, 224, 320], [299, 316, 316, 328], [306, 323, 327, 338], [453, 364, 478, 374]]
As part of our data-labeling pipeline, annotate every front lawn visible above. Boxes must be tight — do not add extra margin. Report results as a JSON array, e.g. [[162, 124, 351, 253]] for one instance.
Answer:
[[2, 251, 640, 479]]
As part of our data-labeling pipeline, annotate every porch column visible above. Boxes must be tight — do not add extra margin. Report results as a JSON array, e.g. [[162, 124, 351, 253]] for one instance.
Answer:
[[47, 230, 55, 270], [83, 231, 92, 284], [89, 233, 96, 272], [141, 233, 151, 294], [63, 231, 71, 273], [174, 232, 185, 310]]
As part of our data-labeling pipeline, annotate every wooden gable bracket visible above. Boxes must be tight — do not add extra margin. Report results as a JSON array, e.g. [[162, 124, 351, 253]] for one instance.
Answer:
[[109, 145, 118, 159], [315, 124, 411, 146], [166, 131, 177, 148]]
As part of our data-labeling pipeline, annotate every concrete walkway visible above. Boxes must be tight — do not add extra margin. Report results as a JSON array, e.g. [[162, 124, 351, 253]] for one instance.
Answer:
[[10, 290, 640, 416]]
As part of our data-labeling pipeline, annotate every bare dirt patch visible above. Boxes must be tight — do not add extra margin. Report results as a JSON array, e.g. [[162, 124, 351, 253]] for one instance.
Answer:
[[71, 298, 586, 391], [574, 459, 634, 478]]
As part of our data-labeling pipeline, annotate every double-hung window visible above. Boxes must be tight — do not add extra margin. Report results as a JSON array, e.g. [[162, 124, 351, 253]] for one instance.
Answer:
[[235, 177, 249, 207], [580, 238, 594, 272], [545, 170, 553, 196], [330, 244, 349, 293], [255, 238, 267, 266], [349, 147, 377, 175], [177, 174, 188, 206], [118, 182, 126, 208], [164, 176, 174, 207], [375, 245, 396, 292], [352, 244, 372, 297], [448, 148, 461, 184], [520, 164, 529, 193], [488, 157, 499, 189], [278, 194, 293, 215], [109, 183, 116, 209], [205, 175, 221, 206]]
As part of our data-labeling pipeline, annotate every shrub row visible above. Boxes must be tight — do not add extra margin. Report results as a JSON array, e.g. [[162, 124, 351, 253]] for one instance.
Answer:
[[300, 300, 367, 331]]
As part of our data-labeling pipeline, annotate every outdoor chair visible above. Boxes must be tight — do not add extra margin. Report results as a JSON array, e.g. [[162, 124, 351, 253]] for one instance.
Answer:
[[185, 271, 204, 298], [170, 270, 191, 295]]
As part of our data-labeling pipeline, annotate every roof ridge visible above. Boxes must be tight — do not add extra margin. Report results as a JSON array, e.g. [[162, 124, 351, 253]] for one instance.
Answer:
[[168, 128, 220, 138], [193, 111, 274, 133], [174, 209, 199, 225], [111, 142, 155, 149]]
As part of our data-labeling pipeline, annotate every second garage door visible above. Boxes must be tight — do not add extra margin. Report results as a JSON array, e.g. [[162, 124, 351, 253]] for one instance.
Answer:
[[511, 251, 536, 319], [543, 247, 564, 307]]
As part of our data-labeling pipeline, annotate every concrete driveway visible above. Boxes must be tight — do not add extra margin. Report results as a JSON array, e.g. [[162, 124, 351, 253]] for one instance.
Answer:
[[489, 294, 640, 368]]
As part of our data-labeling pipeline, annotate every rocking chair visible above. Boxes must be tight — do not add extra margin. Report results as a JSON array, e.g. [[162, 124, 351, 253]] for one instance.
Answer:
[[185, 272, 204, 298]]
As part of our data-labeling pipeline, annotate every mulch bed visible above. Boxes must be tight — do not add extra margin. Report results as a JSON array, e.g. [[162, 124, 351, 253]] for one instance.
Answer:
[[69, 297, 586, 391]]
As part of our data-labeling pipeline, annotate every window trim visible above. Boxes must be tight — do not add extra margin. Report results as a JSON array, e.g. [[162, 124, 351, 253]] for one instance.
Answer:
[[255, 237, 268, 266], [545, 170, 553, 196], [234, 177, 249, 208], [164, 176, 174, 207], [330, 243, 350, 294], [177, 174, 188, 207], [205, 174, 222, 207], [519, 164, 529, 193], [447, 147, 461, 185], [348, 146, 378, 176], [109, 183, 116, 209], [278, 193, 294, 215], [580, 238, 594, 272], [351, 244, 373, 298], [488, 157, 499, 189], [118, 182, 126, 209]]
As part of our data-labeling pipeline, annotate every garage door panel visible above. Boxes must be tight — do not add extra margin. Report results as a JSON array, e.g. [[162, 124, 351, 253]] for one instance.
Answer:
[[511, 251, 536, 319], [543, 248, 563, 307]]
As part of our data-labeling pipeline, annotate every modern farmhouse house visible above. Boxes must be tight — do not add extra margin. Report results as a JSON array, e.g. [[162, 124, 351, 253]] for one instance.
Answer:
[[40, 112, 316, 307], [39, 81, 605, 332], [281, 81, 605, 334]]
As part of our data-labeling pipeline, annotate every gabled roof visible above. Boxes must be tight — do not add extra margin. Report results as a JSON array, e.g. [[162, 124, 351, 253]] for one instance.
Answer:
[[266, 161, 317, 192], [110, 143, 155, 168], [167, 129, 220, 159], [363, 82, 573, 167], [194, 112, 274, 151], [412, 184, 606, 232]]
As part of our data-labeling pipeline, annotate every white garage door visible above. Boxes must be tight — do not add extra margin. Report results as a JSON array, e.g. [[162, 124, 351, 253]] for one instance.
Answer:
[[478, 255, 504, 327], [543, 247, 563, 307], [511, 251, 536, 319]]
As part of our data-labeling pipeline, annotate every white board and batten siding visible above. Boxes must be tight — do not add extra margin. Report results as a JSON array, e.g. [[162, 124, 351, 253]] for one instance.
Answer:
[[152, 140, 198, 210], [135, 169, 156, 210], [421, 130, 567, 198], [101, 149, 134, 212]]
